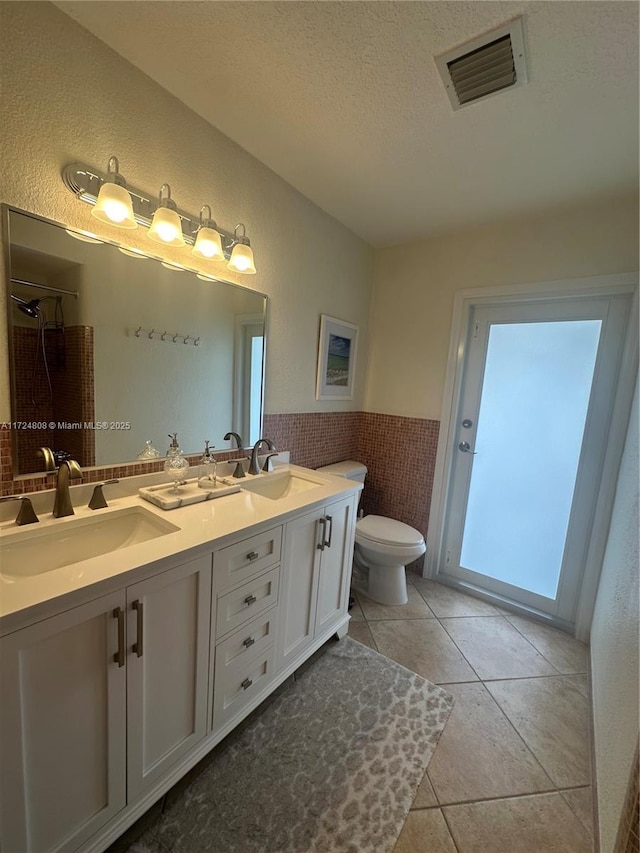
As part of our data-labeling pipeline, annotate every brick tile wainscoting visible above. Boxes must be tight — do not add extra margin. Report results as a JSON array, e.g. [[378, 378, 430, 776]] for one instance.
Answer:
[[265, 411, 440, 573], [2, 412, 441, 573]]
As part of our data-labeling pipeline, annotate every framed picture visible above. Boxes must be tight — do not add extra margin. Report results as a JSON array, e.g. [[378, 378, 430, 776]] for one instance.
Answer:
[[315, 315, 359, 400]]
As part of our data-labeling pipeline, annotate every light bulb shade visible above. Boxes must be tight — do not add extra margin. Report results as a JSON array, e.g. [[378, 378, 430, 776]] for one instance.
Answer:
[[192, 226, 224, 260], [227, 242, 256, 274], [148, 206, 185, 247], [91, 182, 137, 229]]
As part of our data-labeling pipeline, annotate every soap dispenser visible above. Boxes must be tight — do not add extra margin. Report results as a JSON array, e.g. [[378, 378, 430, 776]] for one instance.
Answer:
[[164, 433, 189, 493], [198, 440, 217, 489]]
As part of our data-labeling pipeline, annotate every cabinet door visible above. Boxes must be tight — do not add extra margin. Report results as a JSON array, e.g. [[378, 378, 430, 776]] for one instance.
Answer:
[[316, 496, 356, 635], [0, 591, 127, 853], [276, 508, 323, 670], [126, 554, 212, 801]]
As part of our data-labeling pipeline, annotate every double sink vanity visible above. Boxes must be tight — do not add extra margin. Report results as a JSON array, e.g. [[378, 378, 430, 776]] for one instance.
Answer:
[[0, 464, 362, 853]]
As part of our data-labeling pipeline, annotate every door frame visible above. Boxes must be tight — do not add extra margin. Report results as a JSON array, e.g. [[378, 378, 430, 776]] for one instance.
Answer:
[[425, 273, 638, 641]]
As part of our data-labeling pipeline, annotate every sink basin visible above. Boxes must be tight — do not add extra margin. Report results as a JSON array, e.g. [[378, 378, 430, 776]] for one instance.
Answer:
[[0, 507, 180, 579], [239, 471, 325, 501]]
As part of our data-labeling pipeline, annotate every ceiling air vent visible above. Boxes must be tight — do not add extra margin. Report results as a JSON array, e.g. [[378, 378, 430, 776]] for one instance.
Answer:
[[436, 17, 527, 111]]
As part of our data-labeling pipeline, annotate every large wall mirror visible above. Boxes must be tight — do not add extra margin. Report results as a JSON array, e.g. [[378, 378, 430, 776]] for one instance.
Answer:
[[3, 207, 267, 476]]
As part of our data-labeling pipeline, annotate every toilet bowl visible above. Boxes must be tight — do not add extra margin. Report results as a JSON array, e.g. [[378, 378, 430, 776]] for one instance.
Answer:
[[317, 461, 426, 606]]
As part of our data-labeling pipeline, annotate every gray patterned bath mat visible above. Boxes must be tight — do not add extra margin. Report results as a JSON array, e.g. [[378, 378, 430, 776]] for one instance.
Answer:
[[129, 636, 453, 853]]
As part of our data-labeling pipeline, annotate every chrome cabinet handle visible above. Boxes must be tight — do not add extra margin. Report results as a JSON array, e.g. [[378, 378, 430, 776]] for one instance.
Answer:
[[246, 551, 259, 561], [132, 599, 144, 657], [458, 441, 477, 455], [244, 594, 257, 606], [241, 677, 253, 690], [324, 514, 333, 548], [113, 607, 125, 667], [317, 517, 326, 551], [243, 636, 255, 648]]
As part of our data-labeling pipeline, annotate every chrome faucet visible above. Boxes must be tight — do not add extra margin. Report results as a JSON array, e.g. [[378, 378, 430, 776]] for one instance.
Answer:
[[248, 438, 276, 475], [53, 459, 82, 518]]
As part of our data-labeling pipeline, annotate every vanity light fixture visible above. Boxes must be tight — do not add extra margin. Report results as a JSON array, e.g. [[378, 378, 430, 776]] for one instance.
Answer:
[[226, 224, 256, 275], [63, 161, 258, 273], [160, 261, 187, 272], [147, 184, 186, 247], [65, 228, 104, 244], [118, 246, 149, 259], [192, 205, 224, 261], [90, 157, 137, 229]]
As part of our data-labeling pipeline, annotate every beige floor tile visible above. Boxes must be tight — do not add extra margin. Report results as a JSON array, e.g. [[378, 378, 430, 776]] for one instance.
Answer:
[[441, 616, 558, 679], [413, 578, 500, 617], [486, 675, 590, 788], [393, 808, 457, 853], [369, 619, 478, 684], [346, 620, 377, 651], [444, 792, 592, 852], [505, 614, 588, 674], [358, 586, 435, 621], [560, 787, 594, 839], [427, 682, 553, 805], [411, 770, 438, 809], [348, 595, 366, 622]]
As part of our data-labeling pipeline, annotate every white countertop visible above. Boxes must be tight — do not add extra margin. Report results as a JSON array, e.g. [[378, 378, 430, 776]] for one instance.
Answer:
[[0, 464, 361, 635]]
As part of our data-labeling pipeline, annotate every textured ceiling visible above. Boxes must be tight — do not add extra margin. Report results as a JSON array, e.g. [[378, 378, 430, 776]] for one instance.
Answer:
[[54, 1, 639, 246]]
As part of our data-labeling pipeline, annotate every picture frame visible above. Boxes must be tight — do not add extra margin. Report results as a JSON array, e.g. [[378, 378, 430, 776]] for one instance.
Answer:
[[315, 314, 359, 400]]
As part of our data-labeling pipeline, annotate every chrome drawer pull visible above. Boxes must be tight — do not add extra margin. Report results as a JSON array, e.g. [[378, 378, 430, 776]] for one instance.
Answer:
[[243, 636, 255, 648], [241, 677, 253, 690], [246, 551, 259, 561], [244, 594, 257, 606]]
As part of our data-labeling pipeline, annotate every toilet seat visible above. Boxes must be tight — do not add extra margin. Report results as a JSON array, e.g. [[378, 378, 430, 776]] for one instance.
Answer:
[[356, 515, 424, 548]]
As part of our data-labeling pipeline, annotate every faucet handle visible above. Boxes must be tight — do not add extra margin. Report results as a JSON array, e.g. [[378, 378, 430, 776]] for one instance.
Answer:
[[0, 495, 40, 526], [262, 453, 279, 473], [228, 458, 247, 478], [88, 479, 119, 510]]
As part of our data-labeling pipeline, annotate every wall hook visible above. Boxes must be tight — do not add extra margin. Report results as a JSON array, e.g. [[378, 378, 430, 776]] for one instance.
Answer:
[[135, 326, 142, 337], [194, 337, 200, 346], [173, 333, 179, 342], [161, 331, 167, 341], [183, 335, 190, 344], [148, 328, 155, 339]]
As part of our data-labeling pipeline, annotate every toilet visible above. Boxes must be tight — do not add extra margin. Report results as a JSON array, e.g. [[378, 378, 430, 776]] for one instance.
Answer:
[[317, 461, 426, 606]]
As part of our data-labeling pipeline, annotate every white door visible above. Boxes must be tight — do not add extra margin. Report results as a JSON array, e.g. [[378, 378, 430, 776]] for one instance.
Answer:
[[127, 555, 212, 800], [0, 591, 127, 853], [277, 508, 323, 669], [440, 293, 631, 624], [315, 496, 355, 635]]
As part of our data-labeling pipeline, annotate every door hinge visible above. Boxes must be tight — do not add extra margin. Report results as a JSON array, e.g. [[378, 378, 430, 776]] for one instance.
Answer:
[[446, 550, 451, 565], [473, 322, 479, 339]]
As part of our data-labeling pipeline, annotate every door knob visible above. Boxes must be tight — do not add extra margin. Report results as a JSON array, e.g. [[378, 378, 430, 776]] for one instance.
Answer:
[[458, 441, 477, 455]]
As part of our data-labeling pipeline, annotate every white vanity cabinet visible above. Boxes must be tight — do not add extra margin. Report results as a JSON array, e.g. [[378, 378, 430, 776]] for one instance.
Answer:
[[277, 495, 356, 670], [0, 589, 128, 853], [0, 470, 360, 853], [211, 526, 282, 730], [0, 553, 212, 853]]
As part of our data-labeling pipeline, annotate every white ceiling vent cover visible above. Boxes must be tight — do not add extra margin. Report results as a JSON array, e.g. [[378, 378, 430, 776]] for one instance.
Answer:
[[436, 17, 527, 111]]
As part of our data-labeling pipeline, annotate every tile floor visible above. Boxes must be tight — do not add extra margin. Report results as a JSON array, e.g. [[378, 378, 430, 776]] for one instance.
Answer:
[[348, 575, 594, 853]]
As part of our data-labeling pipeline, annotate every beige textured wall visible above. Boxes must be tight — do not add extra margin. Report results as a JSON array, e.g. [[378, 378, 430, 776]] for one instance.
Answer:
[[0, 1, 373, 424], [590, 377, 639, 853], [366, 194, 639, 418]]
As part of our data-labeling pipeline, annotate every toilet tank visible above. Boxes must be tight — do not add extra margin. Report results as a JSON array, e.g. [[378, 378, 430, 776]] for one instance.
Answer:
[[316, 461, 368, 483]]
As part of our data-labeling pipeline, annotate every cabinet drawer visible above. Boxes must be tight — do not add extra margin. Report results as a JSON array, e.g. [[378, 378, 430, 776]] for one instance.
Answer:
[[216, 567, 280, 640], [213, 526, 282, 592], [215, 608, 278, 672], [212, 645, 276, 730]]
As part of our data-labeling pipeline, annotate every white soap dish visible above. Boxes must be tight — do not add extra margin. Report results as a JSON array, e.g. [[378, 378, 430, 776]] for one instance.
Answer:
[[139, 477, 240, 510]]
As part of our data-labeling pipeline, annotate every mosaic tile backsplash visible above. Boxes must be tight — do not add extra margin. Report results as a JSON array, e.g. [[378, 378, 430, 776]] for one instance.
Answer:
[[1, 412, 440, 569]]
